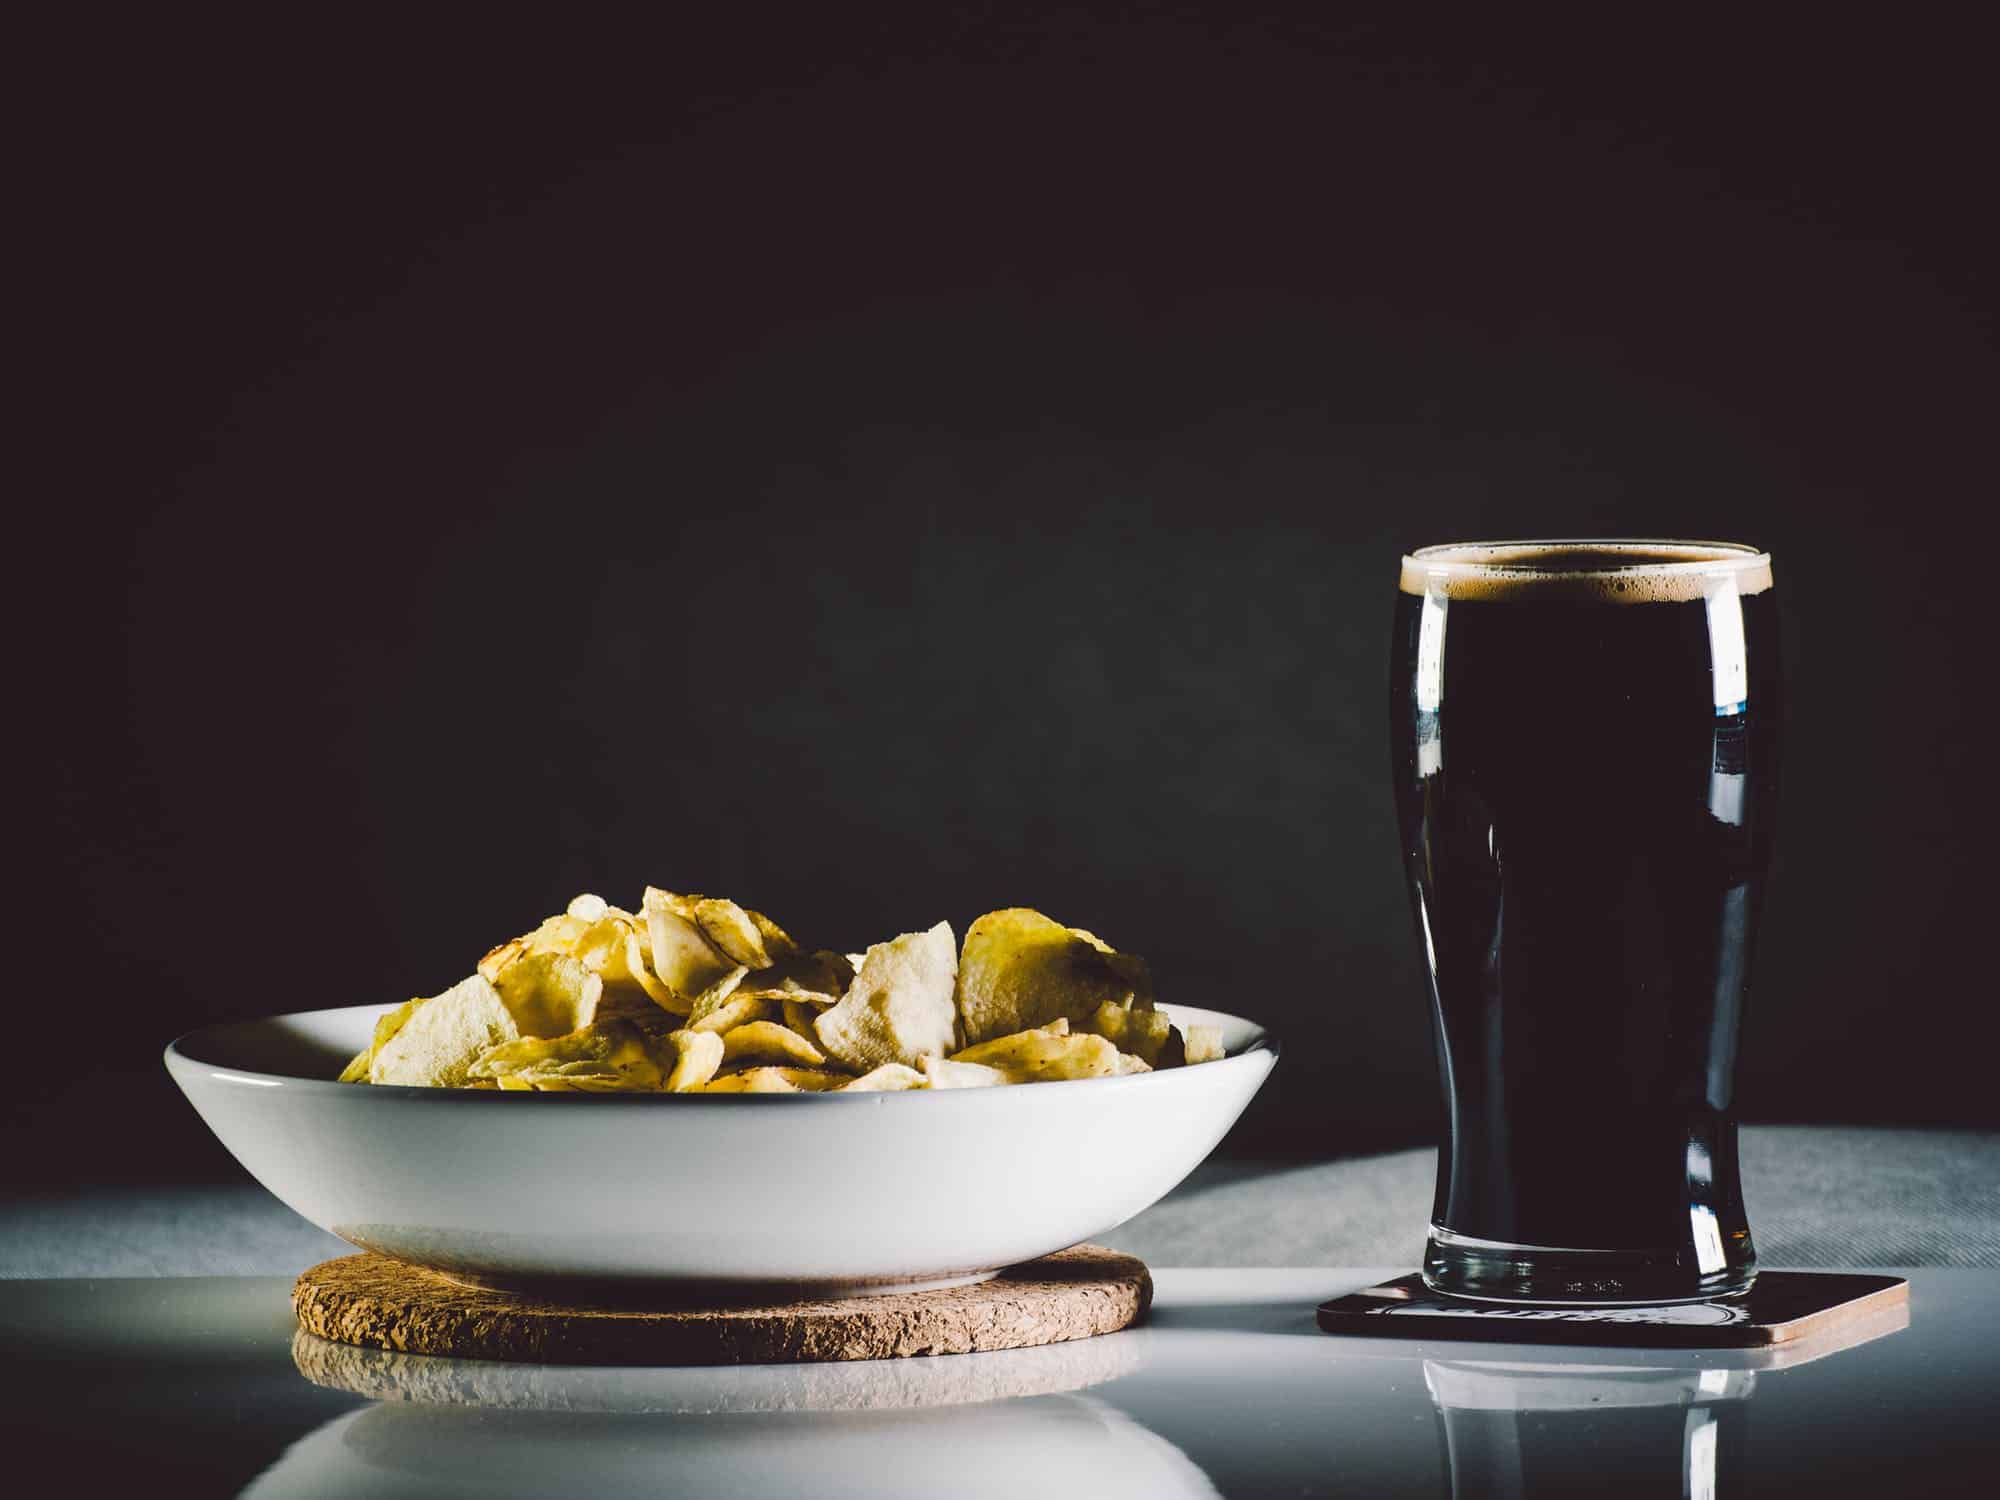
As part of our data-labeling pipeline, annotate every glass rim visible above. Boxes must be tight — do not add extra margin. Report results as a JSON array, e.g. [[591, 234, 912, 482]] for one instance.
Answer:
[[1400, 540, 1773, 602], [1401, 539, 1771, 577]]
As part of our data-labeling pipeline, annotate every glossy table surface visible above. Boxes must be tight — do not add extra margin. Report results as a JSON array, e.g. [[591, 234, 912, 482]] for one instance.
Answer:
[[5, 1268, 1994, 1496]]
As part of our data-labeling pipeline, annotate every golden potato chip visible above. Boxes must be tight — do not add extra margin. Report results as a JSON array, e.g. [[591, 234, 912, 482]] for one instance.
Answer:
[[468, 1017, 668, 1091], [745, 907, 799, 959], [352, 884, 1198, 1097], [841, 1062, 928, 1092], [641, 885, 703, 919], [492, 951, 605, 1038], [597, 926, 681, 1012], [645, 902, 741, 1004], [476, 937, 528, 984], [920, 1055, 1008, 1089], [955, 909, 1155, 1045], [1182, 1023, 1226, 1064], [782, 997, 827, 1039], [566, 892, 609, 923], [720, 1019, 829, 1068], [338, 997, 423, 1083], [1084, 999, 1183, 1068], [370, 974, 520, 1087], [693, 897, 797, 969], [701, 1067, 850, 1093], [565, 915, 628, 974], [768, 1067, 850, 1091], [814, 922, 959, 1071], [544, 908, 681, 1010], [664, 1028, 724, 1091], [524, 910, 593, 957], [701, 1068, 797, 1093], [950, 1024, 1136, 1083], [732, 949, 853, 1002], [687, 988, 773, 1034]]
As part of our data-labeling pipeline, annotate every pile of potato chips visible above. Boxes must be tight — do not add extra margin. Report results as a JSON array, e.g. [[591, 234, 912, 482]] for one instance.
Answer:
[[340, 891, 1225, 1094]]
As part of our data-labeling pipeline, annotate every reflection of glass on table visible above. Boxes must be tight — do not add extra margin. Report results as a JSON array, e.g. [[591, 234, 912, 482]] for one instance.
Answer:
[[1426, 1360, 1753, 1499], [1420, 1296, 1908, 1500]]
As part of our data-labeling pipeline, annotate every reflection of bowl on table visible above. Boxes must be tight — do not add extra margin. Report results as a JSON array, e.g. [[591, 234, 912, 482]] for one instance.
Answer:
[[167, 1002, 1273, 1293], [251, 1347, 1218, 1500]]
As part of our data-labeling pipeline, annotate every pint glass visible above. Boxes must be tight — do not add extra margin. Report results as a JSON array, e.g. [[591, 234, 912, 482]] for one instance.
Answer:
[[1391, 542, 1779, 1303]]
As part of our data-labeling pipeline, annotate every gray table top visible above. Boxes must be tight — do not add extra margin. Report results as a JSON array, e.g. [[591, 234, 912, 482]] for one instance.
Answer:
[[8, 1126, 1995, 1279], [5, 1267, 1994, 1495]]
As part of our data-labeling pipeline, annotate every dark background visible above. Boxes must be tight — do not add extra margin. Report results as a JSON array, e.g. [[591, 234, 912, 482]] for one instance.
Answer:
[[31, 7, 1997, 1187]]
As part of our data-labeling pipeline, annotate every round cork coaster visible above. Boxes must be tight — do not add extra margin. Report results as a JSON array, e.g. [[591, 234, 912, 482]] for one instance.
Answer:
[[293, 1245, 1150, 1366]]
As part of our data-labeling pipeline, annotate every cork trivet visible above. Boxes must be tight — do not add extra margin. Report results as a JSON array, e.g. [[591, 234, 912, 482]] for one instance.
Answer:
[[294, 1245, 1150, 1366]]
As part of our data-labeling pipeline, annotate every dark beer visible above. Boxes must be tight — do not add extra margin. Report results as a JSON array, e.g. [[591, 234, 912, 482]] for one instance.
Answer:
[[1391, 542, 1779, 1302]]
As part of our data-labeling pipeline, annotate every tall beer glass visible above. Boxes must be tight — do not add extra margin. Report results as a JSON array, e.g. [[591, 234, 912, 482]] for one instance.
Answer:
[[1391, 542, 1779, 1303]]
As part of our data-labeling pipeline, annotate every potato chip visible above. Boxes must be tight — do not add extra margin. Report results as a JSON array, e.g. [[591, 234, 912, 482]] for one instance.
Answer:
[[524, 910, 594, 958], [732, 949, 853, 1003], [782, 997, 827, 1039], [645, 902, 742, 1005], [478, 901, 603, 984], [338, 996, 422, 1083], [693, 897, 797, 969], [687, 987, 774, 1034], [701, 1068, 796, 1093], [464, 1024, 668, 1096], [476, 937, 528, 984], [920, 1055, 1008, 1089], [841, 1061, 928, 1092], [564, 915, 628, 974], [1182, 1023, 1226, 1064], [720, 1019, 829, 1069], [814, 922, 959, 1071], [492, 951, 605, 1039], [595, 926, 682, 1012], [343, 884, 1210, 1097], [641, 885, 703, 919], [955, 909, 1154, 1045], [468, 1017, 669, 1091], [950, 1025, 1138, 1083], [1084, 999, 1183, 1068], [664, 1028, 724, 1091], [370, 974, 520, 1087], [701, 1066, 849, 1093], [746, 907, 799, 958]]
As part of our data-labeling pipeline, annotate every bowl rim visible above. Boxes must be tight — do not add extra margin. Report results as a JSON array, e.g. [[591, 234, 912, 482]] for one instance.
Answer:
[[165, 1001, 1280, 1106]]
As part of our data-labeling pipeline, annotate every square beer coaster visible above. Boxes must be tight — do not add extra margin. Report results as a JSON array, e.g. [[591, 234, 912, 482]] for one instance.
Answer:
[[1316, 1272, 1908, 1348]]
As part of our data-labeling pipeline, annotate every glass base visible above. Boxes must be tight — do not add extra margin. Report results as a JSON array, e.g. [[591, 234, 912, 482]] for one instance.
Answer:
[[1422, 1226, 1757, 1306]]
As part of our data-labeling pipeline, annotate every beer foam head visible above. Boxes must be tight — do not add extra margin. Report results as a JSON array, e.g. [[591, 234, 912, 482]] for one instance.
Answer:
[[1399, 541, 1772, 603]]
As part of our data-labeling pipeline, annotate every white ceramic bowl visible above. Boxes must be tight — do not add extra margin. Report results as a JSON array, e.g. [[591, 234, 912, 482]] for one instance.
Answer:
[[166, 1003, 1276, 1294]]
